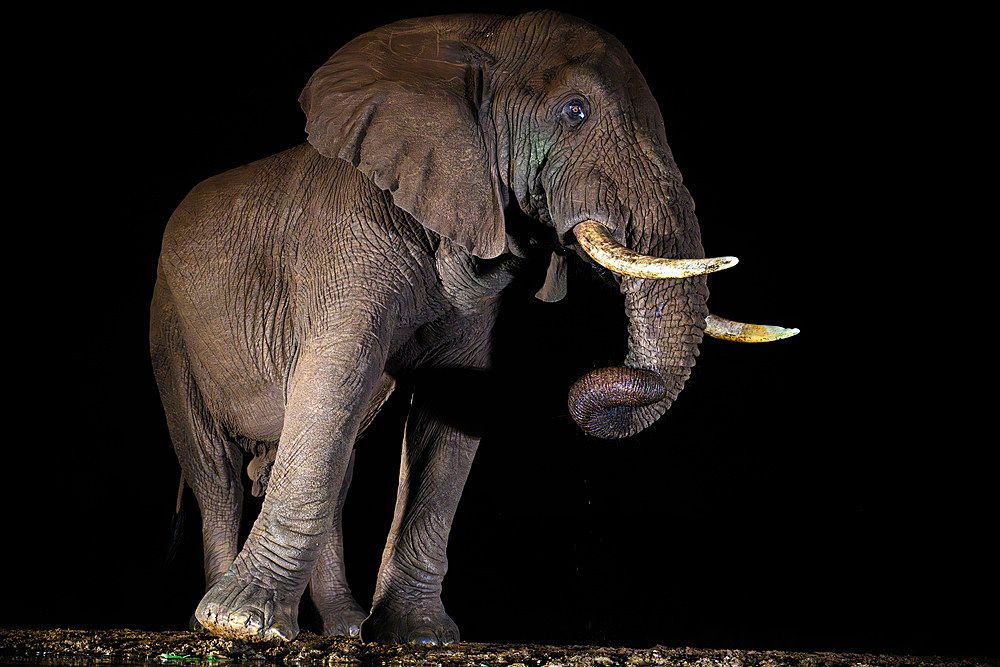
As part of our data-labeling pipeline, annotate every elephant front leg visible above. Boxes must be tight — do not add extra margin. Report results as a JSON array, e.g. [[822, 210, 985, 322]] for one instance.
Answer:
[[361, 367, 486, 645], [196, 330, 390, 641], [308, 449, 367, 636], [310, 370, 399, 636]]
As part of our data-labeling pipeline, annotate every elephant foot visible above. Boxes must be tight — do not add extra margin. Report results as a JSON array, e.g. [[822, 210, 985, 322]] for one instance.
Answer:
[[360, 599, 459, 645], [188, 613, 207, 632], [195, 574, 299, 641], [315, 597, 367, 637]]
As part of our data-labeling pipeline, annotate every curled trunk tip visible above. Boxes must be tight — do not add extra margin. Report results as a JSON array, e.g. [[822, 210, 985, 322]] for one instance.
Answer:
[[568, 366, 667, 439]]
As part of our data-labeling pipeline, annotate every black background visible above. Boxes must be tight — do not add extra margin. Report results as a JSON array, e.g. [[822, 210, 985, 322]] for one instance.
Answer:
[[8, 2, 993, 660]]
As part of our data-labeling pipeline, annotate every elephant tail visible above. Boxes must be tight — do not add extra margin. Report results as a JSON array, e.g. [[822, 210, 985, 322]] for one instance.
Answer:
[[165, 473, 186, 567]]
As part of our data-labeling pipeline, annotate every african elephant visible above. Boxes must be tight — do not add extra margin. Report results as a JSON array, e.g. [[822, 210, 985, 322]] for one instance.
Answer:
[[149, 10, 796, 644]]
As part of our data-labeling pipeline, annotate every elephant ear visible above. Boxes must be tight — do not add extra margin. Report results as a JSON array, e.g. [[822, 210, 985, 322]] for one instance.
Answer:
[[299, 17, 507, 258]]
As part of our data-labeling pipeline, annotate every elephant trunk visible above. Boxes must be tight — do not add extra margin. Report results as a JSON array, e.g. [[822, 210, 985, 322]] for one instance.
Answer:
[[568, 273, 708, 439], [564, 215, 799, 439]]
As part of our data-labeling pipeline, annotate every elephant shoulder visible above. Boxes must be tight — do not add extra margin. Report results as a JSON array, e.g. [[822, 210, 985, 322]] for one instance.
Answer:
[[168, 145, 317, 218], [162, 145, 338, 244]]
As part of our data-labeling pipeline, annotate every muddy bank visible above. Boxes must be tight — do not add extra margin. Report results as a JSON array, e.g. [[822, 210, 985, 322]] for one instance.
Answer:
[[1, 629, 995, 667]]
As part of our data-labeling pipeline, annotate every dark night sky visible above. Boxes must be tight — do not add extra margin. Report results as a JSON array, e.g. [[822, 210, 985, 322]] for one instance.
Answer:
[[9, 2, 993, 660]]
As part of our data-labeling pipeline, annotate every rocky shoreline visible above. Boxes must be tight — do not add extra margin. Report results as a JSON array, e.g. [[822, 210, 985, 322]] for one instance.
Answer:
[[0, 629, 994, 667]]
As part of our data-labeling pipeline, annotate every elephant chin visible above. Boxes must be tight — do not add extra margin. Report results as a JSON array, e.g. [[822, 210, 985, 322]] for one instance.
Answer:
[[567, 367, 669, 439]]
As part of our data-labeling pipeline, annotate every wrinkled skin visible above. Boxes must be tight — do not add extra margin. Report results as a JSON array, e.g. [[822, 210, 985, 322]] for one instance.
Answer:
[[151, 11, 715, 644]]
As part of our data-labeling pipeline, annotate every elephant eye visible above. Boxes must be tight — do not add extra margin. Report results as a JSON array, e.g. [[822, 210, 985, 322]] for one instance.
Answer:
[[562, 98, 588, 124]]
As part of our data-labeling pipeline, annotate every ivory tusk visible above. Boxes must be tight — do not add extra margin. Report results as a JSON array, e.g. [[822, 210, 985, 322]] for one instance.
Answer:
[[573, 219, 738, 279], [704, 314, 800, 342]]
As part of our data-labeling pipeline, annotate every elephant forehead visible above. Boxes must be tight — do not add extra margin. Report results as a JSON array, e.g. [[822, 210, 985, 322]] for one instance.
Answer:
[[509, 35, 639, 98], [537, 55, 638, 96]]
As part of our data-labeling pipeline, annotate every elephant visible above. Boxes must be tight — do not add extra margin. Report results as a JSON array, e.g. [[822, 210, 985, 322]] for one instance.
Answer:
[[149, 10, 797, 645]]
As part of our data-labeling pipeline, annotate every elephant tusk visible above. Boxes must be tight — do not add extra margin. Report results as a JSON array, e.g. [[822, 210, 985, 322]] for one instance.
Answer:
[[704, 314, 800, 342], [573, 219, 739, 279]]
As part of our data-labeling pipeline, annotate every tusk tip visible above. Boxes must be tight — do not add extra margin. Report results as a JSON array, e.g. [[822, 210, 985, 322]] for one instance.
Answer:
[[718, 256, 739, 269], [704, 314, 800, 342], [769, 325, 800, 340]]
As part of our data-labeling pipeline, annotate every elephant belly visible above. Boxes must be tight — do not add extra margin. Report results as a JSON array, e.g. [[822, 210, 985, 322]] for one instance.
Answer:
[[187, 344, 287, 445], [158, 257, 293, 444], [169, 296, 290, 445], [215, 382, 286, 445]]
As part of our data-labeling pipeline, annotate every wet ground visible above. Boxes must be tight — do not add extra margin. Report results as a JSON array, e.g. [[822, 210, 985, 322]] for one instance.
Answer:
[[0, 629, 994, 667]]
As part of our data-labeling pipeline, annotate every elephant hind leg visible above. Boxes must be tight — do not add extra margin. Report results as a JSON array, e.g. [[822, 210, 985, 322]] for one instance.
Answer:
[[151, 294, 245, 598]]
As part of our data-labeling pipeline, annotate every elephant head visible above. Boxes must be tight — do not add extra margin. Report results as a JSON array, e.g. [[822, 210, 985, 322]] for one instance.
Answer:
[[299, 11, 796, 440]]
